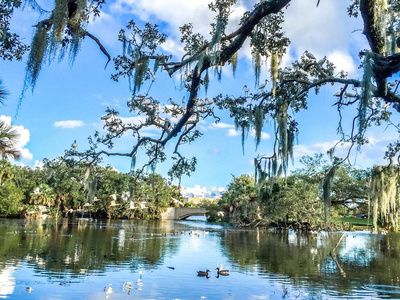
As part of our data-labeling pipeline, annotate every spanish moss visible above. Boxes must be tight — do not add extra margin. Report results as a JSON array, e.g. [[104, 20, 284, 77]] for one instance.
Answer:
[[270, 53, 278, 98], [359, 53, 372, 134], [253, 105, 264, 148], [253, 51, 261, 88], [231, 52, 238, 76], [371, 165, 400, 231], [322, 165, 337, 229]]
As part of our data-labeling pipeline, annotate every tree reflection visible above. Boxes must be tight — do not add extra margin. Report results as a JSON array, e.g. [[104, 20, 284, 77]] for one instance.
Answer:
[[220, 228, 400, 292], [0, 219, 180, 275]]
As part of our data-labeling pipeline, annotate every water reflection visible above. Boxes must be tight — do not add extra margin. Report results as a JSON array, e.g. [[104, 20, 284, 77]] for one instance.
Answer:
[[0, 219, 400, 299]]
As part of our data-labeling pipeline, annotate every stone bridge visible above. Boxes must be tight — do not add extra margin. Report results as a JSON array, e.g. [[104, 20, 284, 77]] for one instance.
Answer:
[[161, 207, 208, 220]]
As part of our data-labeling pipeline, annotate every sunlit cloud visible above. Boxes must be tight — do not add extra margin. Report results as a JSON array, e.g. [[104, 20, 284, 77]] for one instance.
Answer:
[[54, 120, 85, 129], [227, 128, 240, 137], [327, 51, 357, 76], [250, 129, 270, 140], [181, 184, 225, 198], [209, 122, 235, 130]]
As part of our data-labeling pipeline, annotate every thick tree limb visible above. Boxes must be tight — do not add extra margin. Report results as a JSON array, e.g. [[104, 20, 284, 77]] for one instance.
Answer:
[[85, 31, 111, 69]]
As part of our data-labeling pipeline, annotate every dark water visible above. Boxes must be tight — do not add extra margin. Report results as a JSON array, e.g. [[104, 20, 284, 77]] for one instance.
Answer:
[[0, 218, 400, 299]]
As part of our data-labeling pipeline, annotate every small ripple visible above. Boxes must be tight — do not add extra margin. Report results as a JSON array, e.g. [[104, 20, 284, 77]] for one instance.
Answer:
[[363, 284, 400, 294]]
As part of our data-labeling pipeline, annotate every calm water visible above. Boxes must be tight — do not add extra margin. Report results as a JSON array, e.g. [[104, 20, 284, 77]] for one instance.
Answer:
[[0, 218, 400, 299]]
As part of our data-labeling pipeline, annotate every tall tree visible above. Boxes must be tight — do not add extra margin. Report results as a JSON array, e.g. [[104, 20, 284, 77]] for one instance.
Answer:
[[9, 1, 400, 225]]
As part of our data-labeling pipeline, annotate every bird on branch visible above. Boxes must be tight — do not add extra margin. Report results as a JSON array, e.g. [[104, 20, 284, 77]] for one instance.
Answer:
[[258, 79, 269, 90], [243, 85, 249, 96], [304, 50, 316, 60]]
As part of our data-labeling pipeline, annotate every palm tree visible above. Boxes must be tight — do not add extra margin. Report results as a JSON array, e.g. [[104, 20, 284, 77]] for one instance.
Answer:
[[0, 119, 21, 160]]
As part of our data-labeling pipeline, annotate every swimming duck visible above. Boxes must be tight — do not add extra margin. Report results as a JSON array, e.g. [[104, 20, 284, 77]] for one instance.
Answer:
[[216, 267, 229, 276], [197, 270, 210, 277]]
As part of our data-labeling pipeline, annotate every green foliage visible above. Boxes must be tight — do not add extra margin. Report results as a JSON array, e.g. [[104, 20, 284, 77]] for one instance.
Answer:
[[113, 21, 169, 94], [0, 0, 30, 61], [218, 175, 259, 225], [260, 175, 324, 228], [0, 180, 24, 217]]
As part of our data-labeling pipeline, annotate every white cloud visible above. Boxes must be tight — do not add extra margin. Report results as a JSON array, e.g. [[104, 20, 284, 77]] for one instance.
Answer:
[[292, 135, 398, 170], [109, 0, 248, 58], [34, 160, 45, 170], [227, 128, 240, 137], [20, 148, 33, 161], [0, 115, 33, 162], [327, 51, 357, 76], [54, 120, 84, 129], [181, 184, 225, 198], [87, 11, 121, 47], [283, 0, 366, 58], [250, 129, 270, 140], [209, 122, 235, 130]]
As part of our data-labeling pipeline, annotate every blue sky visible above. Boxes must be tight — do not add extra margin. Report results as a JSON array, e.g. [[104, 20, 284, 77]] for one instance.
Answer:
[[1, 0, 399, 196]]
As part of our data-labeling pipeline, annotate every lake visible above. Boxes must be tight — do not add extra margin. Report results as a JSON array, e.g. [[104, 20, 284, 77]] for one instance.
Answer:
[[0, 217, 399, 299]]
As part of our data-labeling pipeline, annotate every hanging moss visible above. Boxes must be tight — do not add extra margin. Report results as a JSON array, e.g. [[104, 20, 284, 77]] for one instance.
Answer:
[[231, 52, 238, 76], [359, 53, 373, 134], [322, 165, 337, 229], [277, 101, 288, 170], [25, 22, 49, 90], [204, 70, 209, 94], [130, 154, 136, 171], [270, 53, 278, 98], [371, 165, 400, 231], [254, 105, 264, 148], [133, 57, 150, 94], [253, 51, 261, 88], [52, 0, 69, 42], [67, 0, 87, 63]]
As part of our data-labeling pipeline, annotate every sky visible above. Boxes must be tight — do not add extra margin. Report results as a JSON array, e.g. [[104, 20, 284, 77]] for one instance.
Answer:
[[1, 0, 399, 197]]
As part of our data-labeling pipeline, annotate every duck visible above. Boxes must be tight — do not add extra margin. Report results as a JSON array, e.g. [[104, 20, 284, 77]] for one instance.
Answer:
[[216, 267, 229, 276], [197, 270, 210, 277]]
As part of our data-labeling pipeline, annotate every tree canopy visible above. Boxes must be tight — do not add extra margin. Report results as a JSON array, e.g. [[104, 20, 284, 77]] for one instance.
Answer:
[[2, 0, 400, 227]]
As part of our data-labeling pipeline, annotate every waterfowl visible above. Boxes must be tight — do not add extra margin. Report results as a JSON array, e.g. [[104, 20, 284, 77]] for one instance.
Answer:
[[216, 267, 229, 276], [197, 270, 210, 277]]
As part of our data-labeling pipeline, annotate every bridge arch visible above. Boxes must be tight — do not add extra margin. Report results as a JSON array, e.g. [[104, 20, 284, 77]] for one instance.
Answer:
[[161, 207, 208, 220]]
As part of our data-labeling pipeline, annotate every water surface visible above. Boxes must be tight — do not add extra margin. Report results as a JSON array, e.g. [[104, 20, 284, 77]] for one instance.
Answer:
[[0, 218, 399, 299]]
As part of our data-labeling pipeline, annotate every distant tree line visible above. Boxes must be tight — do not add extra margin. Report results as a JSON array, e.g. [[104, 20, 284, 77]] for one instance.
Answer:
[[209, 154, 399, 231], [0, 157, 180, 219]]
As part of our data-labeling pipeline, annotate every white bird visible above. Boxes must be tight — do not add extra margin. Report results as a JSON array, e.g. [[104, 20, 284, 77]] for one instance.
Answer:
[[304, 50, 316, 60], [136, 94, 146, 100], [333, 91, 342, 97], [297, 69, 309, 76], [170, 98, 179, 106], [345, 93, 356, 98], [258, 79, 269, 90], [101, 113, 113, 120], [317, 56, 327, 66], [243, 85, 249, 96]]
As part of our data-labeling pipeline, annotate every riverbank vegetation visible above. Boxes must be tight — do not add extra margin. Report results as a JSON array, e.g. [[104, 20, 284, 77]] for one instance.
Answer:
[[0, 153, 393, 232], [209, 154, 376, 231], [0, 158, 180, 220]]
